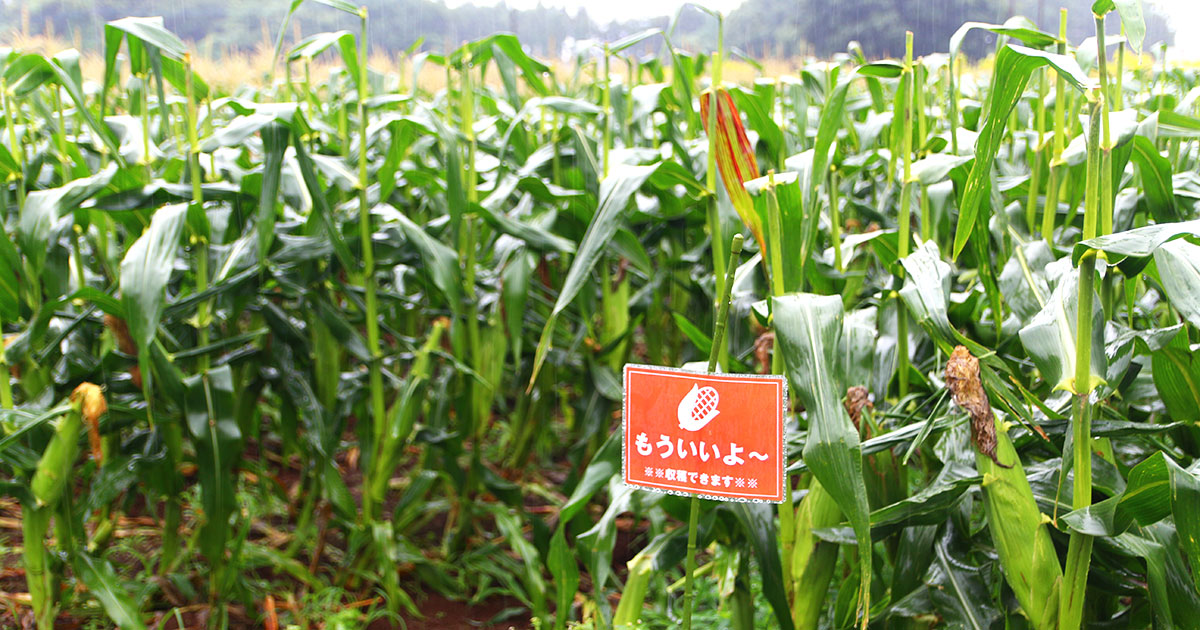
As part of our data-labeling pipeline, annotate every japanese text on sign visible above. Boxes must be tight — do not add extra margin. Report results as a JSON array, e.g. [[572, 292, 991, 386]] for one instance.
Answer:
[[622, 364, 786, 502]]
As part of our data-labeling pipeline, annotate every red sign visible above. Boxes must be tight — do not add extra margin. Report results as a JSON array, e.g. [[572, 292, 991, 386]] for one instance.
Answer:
[[623, 364, 786, 503]]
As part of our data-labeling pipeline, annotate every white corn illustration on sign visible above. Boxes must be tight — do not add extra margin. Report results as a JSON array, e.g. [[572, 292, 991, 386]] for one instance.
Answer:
[[677, 384, 720, 431]]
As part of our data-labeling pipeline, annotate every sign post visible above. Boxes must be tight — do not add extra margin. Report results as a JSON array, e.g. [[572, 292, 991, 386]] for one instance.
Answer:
[[620, 235, 788, 629]]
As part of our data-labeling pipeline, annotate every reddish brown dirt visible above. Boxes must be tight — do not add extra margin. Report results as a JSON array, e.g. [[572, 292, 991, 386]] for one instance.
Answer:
[[386, 594, 531, 630]]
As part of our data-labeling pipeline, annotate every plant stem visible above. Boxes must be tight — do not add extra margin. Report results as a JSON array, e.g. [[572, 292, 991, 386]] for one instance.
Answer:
[[830, 169, 844, 271], [602, 46, 611, 178], [1060, 82, 1104, 629], [3, 80, 26, 215], [356, 8, 385, 524], [764, 175, 796, 605], [1095, 15, 1114, 237], [1116, 24, 1125, 110], [949, 51, 959, 154], [1027, 67, 1047, 234], [898, 32, 914, 399], [706, 15, 728, 370], [1043, 9, 1069, 244], [682, 233, 743, 630], [185, 56, 210, 372], [23, 505, 53, 629]]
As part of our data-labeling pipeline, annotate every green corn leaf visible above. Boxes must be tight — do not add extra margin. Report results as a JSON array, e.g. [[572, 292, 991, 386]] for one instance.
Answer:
[[289, 31, 361, 89], [119, 202, 187, 354], [1111, 524, 1200, 628], [1129, 135, 1177, 222], [869, 463, 979, 535], [73, 553, 148, 630], [315, 0, 363, 15], [291, 132, 354, 270], [611, 28, 663, 53], [549, 526, 581, 630], [953, 45, 1091, 260], [808, 74, 852, 246], [1018, 267, 1106, 393], [772, 293, 872, 628], [0, 223, 18, 322], [7, 52, 123, 163], [101, 17, 189, 122], [257, 122, 291, 266], [1073, 219, 1200, 274], [18, 165, 116, 279], [727, 501, 795, 630], [929, 524, 1001, 630], [613, 528, 686, 628], [576, 482, 634, 612], [528, 163, 659, 389], [182, 366, 241, 569], [1093, 0, 1145, 52], [393, 210, 463, 309], [0, 142, 18, 179], [949, 17, 1059, 58], [560, 432, 620, 525], [1153, 239, 1200, 330], [857, 61, 903, 78], [105, 16, 187, 59], [1063, 451, 1200, 594], [910, 154, 973, 186], [475, 204, 576, 254], [1151, 328, 1200, 424], [1159, 110, 1200, 138]]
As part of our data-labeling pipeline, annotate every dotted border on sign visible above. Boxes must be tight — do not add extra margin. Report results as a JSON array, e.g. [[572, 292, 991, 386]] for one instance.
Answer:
[[620, 363, 789, 505]]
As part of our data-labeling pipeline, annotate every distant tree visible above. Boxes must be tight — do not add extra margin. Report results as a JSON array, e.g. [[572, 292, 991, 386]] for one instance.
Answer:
[[6, 0, 1176, 63]]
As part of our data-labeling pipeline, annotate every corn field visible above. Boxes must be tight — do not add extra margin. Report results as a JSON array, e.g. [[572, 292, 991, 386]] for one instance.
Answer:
[[3, 0, 1200, 628]]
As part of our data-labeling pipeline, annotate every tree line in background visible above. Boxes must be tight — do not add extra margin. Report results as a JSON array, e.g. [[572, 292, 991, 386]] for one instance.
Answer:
[[10, 0, 1174, 70]]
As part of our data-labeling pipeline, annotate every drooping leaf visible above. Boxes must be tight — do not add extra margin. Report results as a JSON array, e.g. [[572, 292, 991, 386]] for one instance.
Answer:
[[1093, 0, 1146, 52], [257, 122, 291, 266], [953, 45, 1092, 259], [528, 164, 659, 388], [119, 203, 187, 354], [73, 553, 148, 630], [772, 293, 872, 628], [1153, 239, 1200, 330]]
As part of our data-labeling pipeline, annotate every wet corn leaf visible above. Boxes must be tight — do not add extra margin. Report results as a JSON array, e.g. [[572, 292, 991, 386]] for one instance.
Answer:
[[772, 293, 872, 628]]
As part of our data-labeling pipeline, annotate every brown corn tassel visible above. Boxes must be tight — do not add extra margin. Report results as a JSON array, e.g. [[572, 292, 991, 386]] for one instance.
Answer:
[[844, 386, 873, 432], [73, 382, 107, 464], [104, 314, 141, 389], [104, 314, 137, 355], [945, 346, 1010, 468], [753, 331, 774, 375]]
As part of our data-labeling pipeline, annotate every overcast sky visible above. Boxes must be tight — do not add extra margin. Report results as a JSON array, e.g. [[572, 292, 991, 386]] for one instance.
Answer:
[[445, 0, 1198, 56]]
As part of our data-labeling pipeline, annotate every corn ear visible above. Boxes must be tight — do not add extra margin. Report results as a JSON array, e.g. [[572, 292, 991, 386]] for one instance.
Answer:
[[948, 347, 1061, 629], [978, 422, 1062, 629], [30, 384, 96, 507], [791, 479, 841, 630], [614, 530, 677, 629]]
